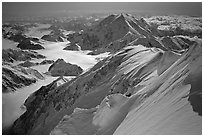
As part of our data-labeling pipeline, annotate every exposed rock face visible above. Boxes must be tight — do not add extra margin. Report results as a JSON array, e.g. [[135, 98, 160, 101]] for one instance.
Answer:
[[2, 65, 44, 93], [41, 31, 64, 42], [7, 33, 26, 43], [18, 61, 37, 67], [68, 14, 154, 53], [2, 23, 39, 42], [157, 51, 181, 75], [17, 38, 44, 50], [39, 60, 55, 65], [48, 59, 83, 76], [63, 43, 81, 51], [130, 37, 167, 51], [2, 49, 45, 63], [161, 36, 183, 50]]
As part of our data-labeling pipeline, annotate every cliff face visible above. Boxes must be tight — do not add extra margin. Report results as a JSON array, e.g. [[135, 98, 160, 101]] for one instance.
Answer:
[[17, 38, 44, 50], [41, 31, 64, 42], [2, 65, 44, 93], [2, 49, 46, 93], [2, 49, 45, 63], [48, 59, 83, 77]]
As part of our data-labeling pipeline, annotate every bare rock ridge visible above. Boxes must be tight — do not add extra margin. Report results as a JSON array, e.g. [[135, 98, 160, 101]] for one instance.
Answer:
[[39, 60, 55, 65], [18, 60, 55, 68], [18, 61, 37, 68], [2, 65, 44, 93], [65, 13, 197, 55], [2, 48, 45, 63], [17, 38, 44, 50], [2, 49, 46, 93], [63, 43, 81, 51], [41, 31, 64, 42], [48, 59, 83, 77], [66, 13, 154, 53]]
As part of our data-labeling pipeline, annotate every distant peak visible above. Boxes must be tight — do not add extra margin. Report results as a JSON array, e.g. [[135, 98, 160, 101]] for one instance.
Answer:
[[117, 13, 125, 19], [114, 13, 127, 23]]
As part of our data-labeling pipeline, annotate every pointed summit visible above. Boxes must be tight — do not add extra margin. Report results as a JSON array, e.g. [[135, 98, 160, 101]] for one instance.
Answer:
[[70, 13, 156, 52], [98, 14, 117, 26]]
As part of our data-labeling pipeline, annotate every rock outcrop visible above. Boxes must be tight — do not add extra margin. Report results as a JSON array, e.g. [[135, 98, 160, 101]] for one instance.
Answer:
[[17, 38, 44, 50], [68, 13, 154, 53], [41, 31, 64, 42], [39, 60, 55, 65], [63, 43, 81, 51], [130, 37, 167, 51], [2, 65, 44, 93], [18, 61, 37, 67], [48, 59, 83, 76], [2, 49, 45, 63]]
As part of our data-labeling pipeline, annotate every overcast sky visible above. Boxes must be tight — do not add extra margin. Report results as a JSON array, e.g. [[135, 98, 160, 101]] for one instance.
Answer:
[[2, 2, 202, 17]]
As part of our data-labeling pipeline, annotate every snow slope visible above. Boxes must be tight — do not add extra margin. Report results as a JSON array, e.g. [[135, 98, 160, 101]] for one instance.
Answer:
[[114, 44, 202, 134], [50, 43, 201, 135]]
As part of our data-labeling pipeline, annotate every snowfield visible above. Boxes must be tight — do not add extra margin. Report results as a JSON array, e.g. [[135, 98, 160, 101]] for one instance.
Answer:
[[36, 41, 110, 71]]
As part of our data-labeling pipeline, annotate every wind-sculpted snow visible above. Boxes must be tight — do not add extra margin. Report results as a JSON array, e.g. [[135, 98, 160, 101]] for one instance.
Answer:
[[50, 43, 201, 135], [50, 94, 131, 135], [114, 44, 201, 134]]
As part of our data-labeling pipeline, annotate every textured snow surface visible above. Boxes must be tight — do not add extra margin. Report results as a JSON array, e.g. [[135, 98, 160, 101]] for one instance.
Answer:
[[51, 44, 201, 135], [114, 44, 202, 135]]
